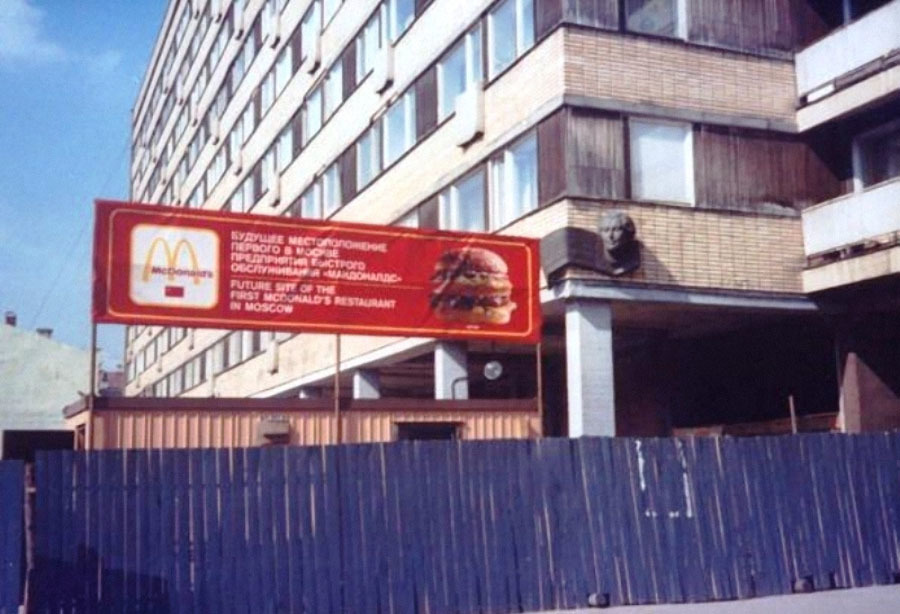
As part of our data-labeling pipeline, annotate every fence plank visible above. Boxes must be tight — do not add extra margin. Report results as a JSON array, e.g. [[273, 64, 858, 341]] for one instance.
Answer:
[[0, 461, 24, 614]]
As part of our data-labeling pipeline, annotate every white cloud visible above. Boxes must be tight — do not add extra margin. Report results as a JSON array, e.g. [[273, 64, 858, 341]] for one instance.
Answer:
[[0, 0, 66, 65]]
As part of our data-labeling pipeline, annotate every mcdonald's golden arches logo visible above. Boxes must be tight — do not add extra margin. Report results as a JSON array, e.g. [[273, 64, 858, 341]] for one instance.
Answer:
[[129, 224, 220, 309]]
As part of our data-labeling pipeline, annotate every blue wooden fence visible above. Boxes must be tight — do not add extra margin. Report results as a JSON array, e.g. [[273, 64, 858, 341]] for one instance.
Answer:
[[30, 433, 900, 613], [0, 460, 24, 614]]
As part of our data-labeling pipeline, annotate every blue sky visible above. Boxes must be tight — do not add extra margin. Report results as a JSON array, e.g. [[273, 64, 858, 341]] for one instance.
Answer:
[[0, 0, 166, 367]]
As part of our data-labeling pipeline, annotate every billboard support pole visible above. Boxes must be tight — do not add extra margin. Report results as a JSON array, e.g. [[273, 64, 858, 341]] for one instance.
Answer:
[[536, 341, 544, 437], [87, 322, 97, 449], [334, 334, 342, 445]]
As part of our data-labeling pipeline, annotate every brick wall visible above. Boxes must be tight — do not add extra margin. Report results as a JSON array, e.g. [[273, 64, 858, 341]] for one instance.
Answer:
[[508, 199, 805, 294], [563, 30, 797, 125]]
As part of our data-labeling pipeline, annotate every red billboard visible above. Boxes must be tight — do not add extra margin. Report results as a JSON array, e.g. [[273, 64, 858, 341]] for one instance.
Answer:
[[92, 200, 541, 343]]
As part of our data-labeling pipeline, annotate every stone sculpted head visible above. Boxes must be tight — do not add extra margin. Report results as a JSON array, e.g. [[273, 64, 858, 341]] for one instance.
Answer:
[[599, 211, 636, 255], [597, 210, 639, 275]]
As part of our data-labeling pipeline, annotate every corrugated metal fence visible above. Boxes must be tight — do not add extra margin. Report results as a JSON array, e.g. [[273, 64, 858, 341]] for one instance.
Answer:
[[0, 460, 24, 614], [28, 434, 900, 613]]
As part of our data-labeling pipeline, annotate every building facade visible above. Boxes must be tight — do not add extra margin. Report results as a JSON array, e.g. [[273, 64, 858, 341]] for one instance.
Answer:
[[120, 0, 899, 443]]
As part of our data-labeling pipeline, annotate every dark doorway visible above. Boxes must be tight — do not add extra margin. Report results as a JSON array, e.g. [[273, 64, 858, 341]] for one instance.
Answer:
[[2, 430, 74, 462], [394, 422, 461, 441]]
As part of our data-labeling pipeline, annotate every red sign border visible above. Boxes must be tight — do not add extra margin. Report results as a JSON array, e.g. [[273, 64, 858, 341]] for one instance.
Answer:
[[93, 200, 542, 344]]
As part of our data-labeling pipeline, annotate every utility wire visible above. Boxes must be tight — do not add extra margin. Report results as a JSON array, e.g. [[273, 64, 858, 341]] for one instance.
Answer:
[[29, 137, 131, 328]]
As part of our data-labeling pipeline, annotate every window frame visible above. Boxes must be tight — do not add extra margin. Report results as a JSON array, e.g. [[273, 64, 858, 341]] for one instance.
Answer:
[[628, 117, 695, 205]]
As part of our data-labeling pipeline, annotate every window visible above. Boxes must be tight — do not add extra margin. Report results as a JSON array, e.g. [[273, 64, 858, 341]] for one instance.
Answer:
[[356, 13, 382, 81], [212, 342, 226, 374], [382, 89, 416, 167], [490, 132, 537, 229], [260, 71, 275, 115], [277, 126, 293, 173], [441, 169, 486, 231], [438, 25, 482, 120], [857, 121, 900, 188], [184, 360, 196, 390], [395, 422, 461, 441], [304, 86, 323, 144], [357, 124, 382, 188], [487, 0, 534, 78], [259, 149, 278, 199], [169, 369, 184, 396], [629, 119, 694, 204], [301, 2, 321, 63], [323, 0, 340, 24], [296, 183, 321, 218], [388, 0, 414, 42], [625, 0, 687, 39], [275, 45, 292, 95], [323, 62, 343, 120], [395, 210, 419, 227], [227, 332, 243, 368], [322, 162, 342, 217]]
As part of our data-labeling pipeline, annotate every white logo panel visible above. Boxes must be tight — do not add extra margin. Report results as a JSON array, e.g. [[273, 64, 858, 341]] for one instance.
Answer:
[[129, 224, 220, 309]]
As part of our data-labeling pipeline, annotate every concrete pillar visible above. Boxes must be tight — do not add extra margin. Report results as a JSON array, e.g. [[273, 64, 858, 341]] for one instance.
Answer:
[[435, 342, 468, 400], [352, 369, 381, 399], [565, 300, 615, 437]]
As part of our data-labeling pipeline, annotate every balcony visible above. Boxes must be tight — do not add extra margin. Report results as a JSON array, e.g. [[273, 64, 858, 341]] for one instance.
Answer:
[[796, 0, 900, 99], [802, 177, 900, 257]]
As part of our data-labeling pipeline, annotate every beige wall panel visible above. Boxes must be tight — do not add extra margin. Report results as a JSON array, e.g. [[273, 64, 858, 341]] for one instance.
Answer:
[[563, 30, 797, 125]]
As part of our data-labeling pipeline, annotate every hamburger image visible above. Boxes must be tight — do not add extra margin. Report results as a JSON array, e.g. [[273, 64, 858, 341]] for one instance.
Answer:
[[430, 247, 516, 325]]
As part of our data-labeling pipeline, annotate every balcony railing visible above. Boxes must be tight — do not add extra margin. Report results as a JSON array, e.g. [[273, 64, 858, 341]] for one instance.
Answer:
[[795, 0, 900, 97], [802, 177, 900, 257]]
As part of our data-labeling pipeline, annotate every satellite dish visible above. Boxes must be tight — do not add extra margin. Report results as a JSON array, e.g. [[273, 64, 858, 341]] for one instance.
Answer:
[[483, 360, 503, 381]]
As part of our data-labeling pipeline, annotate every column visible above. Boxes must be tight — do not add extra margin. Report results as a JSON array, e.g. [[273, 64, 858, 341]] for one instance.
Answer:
[[435, 342, 468, 400], [352, 369, 381, 399], [565, 300, 615, 437]]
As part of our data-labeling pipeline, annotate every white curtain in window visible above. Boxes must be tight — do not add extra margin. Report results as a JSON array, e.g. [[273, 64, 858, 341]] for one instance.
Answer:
[[629, 119, 693, 203]]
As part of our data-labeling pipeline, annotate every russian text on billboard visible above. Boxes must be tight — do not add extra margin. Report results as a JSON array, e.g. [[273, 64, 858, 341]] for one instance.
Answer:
[[93, 200, 541, 344]]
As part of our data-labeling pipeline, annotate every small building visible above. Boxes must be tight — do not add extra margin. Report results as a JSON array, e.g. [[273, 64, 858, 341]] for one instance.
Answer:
[[0, 312, 88, 459]]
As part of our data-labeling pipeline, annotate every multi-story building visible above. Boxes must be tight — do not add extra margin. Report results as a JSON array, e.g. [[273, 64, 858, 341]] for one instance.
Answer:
[[117, 0, 899, 444]]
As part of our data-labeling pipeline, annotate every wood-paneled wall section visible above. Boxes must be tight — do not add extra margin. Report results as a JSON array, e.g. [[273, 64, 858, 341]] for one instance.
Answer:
[[689, 0, 794, 54], [534, 0, 840, 55], [538, 108, 626, 206], [693, 125, 847, 213], [536, 0, 619, 39]]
